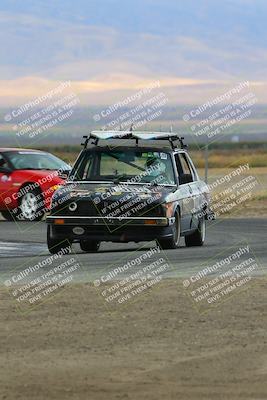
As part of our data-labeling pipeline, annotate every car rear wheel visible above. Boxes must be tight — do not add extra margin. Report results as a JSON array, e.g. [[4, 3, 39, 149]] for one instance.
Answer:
[[80, 240, 100, 253], [19, 188, 45, 221], [185, 216, 206, 247], [158, 210, 181, 249], [47, 226, 72, 255]]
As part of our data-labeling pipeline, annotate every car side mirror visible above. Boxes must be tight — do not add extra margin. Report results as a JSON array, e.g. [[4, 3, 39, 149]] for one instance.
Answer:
[[0, 166, 12, 174], [58, 169, 71, 180], [179, 173, 193, 184]]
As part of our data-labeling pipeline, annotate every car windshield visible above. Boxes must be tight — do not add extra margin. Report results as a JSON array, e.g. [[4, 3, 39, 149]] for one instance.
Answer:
[[6, 151, 70, 171], [71, 149, 176, 185]]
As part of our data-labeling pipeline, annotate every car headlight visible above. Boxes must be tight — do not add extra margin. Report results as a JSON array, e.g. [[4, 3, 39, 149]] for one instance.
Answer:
[[163, 202, 176, 218], [50, 184, 62, 192]]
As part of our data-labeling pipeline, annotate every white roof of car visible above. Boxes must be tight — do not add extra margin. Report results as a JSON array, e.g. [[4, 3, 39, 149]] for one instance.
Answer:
[[90, 131, 178, 140], [90, 131, 131, 140]]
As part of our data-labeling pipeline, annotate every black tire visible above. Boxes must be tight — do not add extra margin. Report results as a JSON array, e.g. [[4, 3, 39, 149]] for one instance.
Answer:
[[185, 216, 206, 247], [80, 240, 100, 253], [158, 210, 181, 249], [47, 226, 72, 255], [1, 210, 17, 221], [18, 187, 45, 221]]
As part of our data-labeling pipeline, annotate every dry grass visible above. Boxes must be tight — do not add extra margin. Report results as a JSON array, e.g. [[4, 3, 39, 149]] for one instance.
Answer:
[[190, 149, 267, 168]]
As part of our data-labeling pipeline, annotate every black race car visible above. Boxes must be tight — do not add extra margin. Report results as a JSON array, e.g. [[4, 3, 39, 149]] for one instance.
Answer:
[[46, 131, 212, 254]]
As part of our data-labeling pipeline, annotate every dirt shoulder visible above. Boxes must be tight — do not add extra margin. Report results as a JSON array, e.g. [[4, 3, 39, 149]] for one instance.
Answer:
[[1, 279, 267, 400], [225, 198, 267, 218]]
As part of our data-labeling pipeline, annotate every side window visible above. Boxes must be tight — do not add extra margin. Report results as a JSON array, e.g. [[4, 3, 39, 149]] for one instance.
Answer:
[[73, 154, 93, 181], [185, 154, 198, 181], [0, 154, 8, 170], [82, 156, 93, 180], [180, 155, 192, 176], [175, 153, 194, 184]]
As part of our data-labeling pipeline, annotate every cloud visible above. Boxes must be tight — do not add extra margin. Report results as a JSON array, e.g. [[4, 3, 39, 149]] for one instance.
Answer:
[[0, 75, 215, 97], [1, 75, 267, 107], [0, 3, 267, 106], [0, 9, 267, 82]]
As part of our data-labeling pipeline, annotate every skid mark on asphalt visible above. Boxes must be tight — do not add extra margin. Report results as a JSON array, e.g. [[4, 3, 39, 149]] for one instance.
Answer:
[[0, 241, 47, 258]]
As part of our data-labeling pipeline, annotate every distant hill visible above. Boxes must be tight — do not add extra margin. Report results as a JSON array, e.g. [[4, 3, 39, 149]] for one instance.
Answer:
[[0, 105, 266, 146]]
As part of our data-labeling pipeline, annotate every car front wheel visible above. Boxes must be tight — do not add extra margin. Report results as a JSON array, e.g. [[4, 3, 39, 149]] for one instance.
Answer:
[[185, 216, 206, 247], [47, 226, 72, 255], [80, 240, 100, 253], [158, 210, 181, 249]]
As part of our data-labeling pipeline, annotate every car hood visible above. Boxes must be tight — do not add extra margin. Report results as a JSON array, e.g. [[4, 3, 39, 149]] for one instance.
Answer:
[[14, 169, 65, 184], [62, 181, 175, 198], [52, 181, 177, 207]]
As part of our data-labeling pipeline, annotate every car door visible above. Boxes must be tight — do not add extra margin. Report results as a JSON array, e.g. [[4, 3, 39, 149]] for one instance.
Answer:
[[0, 153, 15, 210], [174, 153, 194, 232], [181, 152, 203, 229]]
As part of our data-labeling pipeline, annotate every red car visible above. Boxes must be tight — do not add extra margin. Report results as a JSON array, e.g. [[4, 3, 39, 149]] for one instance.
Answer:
[[0, 148, 71, 221]]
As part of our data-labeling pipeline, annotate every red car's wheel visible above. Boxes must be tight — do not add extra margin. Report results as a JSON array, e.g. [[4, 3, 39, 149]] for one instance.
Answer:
[[18, 188, 45, 221]]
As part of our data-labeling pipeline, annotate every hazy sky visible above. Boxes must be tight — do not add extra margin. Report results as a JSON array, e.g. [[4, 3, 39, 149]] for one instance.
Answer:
[[0, 0, 266, 105]]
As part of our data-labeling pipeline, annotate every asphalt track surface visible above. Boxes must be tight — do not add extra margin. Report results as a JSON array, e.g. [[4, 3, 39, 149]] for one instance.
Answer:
[[0, 218, 266, 283]]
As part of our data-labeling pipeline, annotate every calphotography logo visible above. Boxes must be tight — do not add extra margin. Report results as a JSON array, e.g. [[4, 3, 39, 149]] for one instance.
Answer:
[[4, 81, 80, 146], [92, 241, 173, 310], [182, 81, 258, 148], [2, 243, 83, 313], [183, 243, 264, 314]]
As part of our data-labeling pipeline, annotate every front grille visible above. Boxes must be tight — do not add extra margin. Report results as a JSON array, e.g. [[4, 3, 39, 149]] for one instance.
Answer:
[[94, 199, 165, 218], [52, 198, 165, 218], [52, 199, 98, 217]]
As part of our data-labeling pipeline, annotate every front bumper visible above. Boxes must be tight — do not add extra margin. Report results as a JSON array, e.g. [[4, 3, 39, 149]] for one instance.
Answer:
[[46, 215, 175, 242], [46, 215, 173, 226]]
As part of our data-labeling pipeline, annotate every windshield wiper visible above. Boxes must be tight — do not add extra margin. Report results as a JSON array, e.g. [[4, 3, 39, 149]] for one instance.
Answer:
[[113, 174, 129, 184], [104, 152, 146, 172], [71, 179, 114, 182], [142, 180, 175, 187]]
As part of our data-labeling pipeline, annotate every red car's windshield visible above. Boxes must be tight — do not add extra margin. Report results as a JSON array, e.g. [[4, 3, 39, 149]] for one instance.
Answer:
[[5, 151, 70, 171]]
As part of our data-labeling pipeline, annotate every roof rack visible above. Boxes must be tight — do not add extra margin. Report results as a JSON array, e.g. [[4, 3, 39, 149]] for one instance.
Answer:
[[81, 131, 188, 150]]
